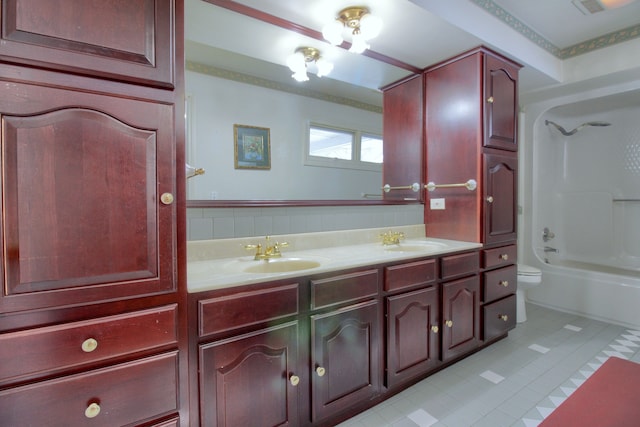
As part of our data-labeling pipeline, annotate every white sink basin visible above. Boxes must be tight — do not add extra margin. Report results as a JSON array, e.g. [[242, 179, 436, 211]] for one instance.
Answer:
[[383, 241, 448, 253]]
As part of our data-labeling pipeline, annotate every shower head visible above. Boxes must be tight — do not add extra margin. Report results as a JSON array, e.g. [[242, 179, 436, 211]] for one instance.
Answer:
[[545, 120, 611, 136]]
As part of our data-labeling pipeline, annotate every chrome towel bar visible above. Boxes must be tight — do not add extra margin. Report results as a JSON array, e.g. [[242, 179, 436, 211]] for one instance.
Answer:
[[425, 179, 477, 192]]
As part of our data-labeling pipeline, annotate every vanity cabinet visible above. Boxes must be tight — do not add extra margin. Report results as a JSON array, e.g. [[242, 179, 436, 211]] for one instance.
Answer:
[[0, 1, 186, 425], [481, 245, 517, 341], [384, 259, 440, 388], [440, 252, 481, 362], [424, 47, 520, 245]]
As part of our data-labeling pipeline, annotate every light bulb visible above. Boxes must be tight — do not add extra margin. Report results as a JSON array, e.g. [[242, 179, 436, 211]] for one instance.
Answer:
[[292, 70, 309, 82], [349, 33, 369, 54], [359, 13, 382, 40], [315, 58, 333, 78], [287, 52, 306, 73], [322, 20, 344, 45]]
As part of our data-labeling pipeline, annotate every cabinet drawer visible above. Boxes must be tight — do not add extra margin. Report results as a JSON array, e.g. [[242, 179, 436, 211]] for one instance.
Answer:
[[0, 305, 177, 385], [482, 244, 517, 269], [311, 269, 378, 310], [199, 283, 299, 337], [483, 295, 516, 341], [440, 251, 479, 280], [0, 352, 179, 427], [483, 265, 517, 303], [385, 259, 437, 292]]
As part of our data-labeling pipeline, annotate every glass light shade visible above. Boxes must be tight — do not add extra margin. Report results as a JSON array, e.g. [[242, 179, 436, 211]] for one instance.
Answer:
[[349, 33, 369, 54], [292, 70, 309, 82], [359, 13, 382, 40], [287, 52, 306, 73], [315, 58, 333, 78], [322, 20, 344, 45]]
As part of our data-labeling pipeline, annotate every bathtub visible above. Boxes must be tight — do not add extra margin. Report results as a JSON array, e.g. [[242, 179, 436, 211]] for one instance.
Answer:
[[520, 85, 640, 329]]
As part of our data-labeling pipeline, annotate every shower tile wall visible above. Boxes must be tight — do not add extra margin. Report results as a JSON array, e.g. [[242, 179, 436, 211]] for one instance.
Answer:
[[187, 204, 424, 240]]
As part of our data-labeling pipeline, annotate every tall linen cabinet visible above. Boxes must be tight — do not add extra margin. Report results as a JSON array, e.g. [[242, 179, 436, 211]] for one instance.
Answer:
[[0, 1, 188, 426]]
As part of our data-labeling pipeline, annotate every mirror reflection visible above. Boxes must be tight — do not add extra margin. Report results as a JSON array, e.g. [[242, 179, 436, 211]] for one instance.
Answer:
[[184, 0, 413, 202]]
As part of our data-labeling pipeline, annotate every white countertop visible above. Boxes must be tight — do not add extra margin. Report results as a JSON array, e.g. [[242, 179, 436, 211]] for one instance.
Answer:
[[187, 225, 482, 293]]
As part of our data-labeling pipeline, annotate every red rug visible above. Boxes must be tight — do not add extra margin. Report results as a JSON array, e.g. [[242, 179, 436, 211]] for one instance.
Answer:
[[539, 357, 640, 427]]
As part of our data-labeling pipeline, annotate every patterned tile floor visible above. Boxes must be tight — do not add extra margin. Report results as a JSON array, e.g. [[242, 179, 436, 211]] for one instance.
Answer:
[[337, 304, 640, 427]]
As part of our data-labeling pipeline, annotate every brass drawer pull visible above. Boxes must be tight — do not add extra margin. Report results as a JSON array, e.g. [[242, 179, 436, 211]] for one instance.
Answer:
[[289, 375, 300, 386], [81, 338, 98, 353], [499, 315, 509, 322], [431, 325, 439, 333], [316, 366, 326, 377], [445, 320, 453, 328], [85, 402, 101, 418], [487, 96, 494, 103], [499, 254, 509, 261], [499, 280, 509, 287]]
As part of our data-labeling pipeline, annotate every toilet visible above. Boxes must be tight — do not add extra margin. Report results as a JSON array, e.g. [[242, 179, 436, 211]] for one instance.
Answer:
[[516, 264, 542, 323]]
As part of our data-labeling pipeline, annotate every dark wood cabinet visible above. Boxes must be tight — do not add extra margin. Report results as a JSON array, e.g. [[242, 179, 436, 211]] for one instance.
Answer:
[[0, 0, 176, 88], [0, 1, 185, 425], [199, 322, 300, 427], [424, 47, 520, 245], [481, 245, 517, 341], [441, 275, 480, 362], [386, 286, 439, 388], [382, 74, 424, 202], [484, 150, 518, 245]]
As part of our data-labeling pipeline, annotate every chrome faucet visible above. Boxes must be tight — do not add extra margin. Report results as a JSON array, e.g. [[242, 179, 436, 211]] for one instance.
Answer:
[[245, 236, 289, 260], [544, 246, 558, 253]]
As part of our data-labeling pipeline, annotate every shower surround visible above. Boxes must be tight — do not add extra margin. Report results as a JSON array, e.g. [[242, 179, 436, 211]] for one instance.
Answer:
[[521, 85, 640, 329]]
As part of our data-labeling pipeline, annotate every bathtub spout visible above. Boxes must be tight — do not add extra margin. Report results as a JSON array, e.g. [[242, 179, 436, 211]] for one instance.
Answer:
[[544, 246, 558, 253]]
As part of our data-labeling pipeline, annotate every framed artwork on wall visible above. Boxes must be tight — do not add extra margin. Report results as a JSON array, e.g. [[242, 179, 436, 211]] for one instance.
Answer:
[[234, 124, 271, 169]]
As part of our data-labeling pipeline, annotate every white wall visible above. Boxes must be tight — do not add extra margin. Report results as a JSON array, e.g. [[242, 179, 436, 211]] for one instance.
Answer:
[[186, 70, 383, 200]]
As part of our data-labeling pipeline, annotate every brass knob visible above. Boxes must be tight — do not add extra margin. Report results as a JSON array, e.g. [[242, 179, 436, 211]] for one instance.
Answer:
[[290, 375, 300, 386], [445, 320, 453, 328], [486, 196, 494, 203], [81, 338, 98, 353], [85, 402, 101, 418], [500, 254, 509, 261], [316, 366, 326, 377], [431, 325, 439, 333], [487, 96, 494, 103], [499, 280, 509, 287], [500, 314, 509, 322], [160, 192, 174, 205]]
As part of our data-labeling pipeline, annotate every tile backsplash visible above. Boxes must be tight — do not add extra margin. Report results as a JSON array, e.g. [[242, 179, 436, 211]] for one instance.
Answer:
[[187, 204, 424, 240]]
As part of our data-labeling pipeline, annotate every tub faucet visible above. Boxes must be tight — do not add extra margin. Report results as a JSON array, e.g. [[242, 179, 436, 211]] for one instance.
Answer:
[[542, 227, 555, 242], [544, 246, 558, 253]]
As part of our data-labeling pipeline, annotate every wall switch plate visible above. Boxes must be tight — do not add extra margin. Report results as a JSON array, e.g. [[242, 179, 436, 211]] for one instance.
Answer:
[[430, 198, 445, 210]]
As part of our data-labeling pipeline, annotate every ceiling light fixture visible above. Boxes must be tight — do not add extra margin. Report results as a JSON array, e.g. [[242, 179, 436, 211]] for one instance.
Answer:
[[286, 47, 334, 82], [322, 6, 383, 54]]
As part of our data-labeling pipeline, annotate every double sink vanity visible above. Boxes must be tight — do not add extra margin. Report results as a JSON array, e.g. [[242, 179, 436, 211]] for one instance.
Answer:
[[187, 225, 517, 426]]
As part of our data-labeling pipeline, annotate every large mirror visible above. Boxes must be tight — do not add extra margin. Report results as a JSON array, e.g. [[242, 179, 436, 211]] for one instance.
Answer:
[[184, 0, 418, 205]]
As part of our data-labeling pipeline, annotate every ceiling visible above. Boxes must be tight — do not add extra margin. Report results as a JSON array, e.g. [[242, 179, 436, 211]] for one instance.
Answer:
[[185, 0, 640, 105]]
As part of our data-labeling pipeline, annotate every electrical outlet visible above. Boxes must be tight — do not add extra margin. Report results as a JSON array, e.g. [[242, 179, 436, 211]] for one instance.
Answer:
[[430, 198, 445, 210]]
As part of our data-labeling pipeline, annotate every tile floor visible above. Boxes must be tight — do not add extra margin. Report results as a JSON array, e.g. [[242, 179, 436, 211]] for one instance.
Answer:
[[337, 303, 640, 427]]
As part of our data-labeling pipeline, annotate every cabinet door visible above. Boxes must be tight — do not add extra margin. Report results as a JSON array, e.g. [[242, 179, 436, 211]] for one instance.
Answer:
[[0, 0, 175, 87], [442, 275, 480, 361], [386, 286, 439, 388], [310, 300, 380, 423], [382, 75, 423, 202], [0, 81, 176, 313], [199, 322, 300, 427], [484, 54, 519, 151], [483, 151, 518, 245]]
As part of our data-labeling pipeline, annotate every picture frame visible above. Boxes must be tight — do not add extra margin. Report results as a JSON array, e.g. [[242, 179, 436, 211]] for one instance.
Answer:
[[233, 124, 271, 170]]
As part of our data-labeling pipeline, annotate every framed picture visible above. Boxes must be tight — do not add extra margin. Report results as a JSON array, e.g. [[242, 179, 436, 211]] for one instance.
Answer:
[[234, 124, 271, 169]]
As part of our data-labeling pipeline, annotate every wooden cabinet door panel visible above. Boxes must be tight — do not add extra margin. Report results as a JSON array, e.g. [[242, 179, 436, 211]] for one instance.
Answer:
[[484, 54, 519, 151], [483, 151, 517, 245], [0, 0, 175, 87], [442, 275, 480, 361], [386, 286, 439, 388], [311, 300, 380, 422], [199, 322, 299, 427], [0, 81, 176, 313]]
